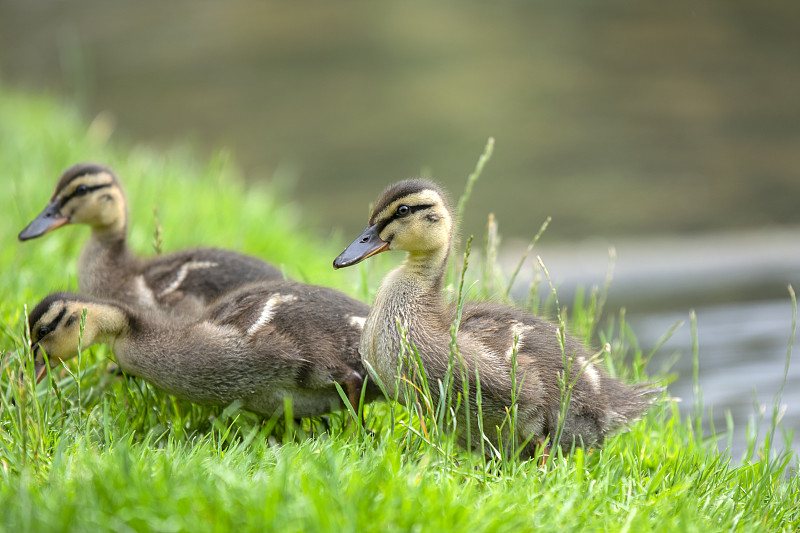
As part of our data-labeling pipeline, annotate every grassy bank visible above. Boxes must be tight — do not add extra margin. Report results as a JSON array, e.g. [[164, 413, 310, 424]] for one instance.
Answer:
[[0, 86, 798, 532]]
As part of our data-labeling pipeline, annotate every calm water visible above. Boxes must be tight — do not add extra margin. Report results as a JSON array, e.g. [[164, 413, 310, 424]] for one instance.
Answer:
[[508, 229, 800, 458], [630, 299, 798, 459], [1, 1, 798, 457], [1, 1, 798, 241]]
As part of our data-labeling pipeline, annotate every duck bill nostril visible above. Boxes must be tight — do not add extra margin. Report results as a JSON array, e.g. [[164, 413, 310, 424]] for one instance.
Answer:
[[333, 224, 390, 269], [18, 201, 69, 241]]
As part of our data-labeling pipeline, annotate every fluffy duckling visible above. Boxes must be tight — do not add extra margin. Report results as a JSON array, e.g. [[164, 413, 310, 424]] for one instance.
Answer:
[[28, 281, 379, 418], [19, 163, 283, 315], [334, 179, 656, 457]]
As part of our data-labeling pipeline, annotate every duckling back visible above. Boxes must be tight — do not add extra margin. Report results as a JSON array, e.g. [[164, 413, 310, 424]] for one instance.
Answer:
[[365, 292, 657, 457], [30, 282, 378, 419], [121, 247, 283, 315], [459, 302, 658, 455], [197, 280, 381, 416]]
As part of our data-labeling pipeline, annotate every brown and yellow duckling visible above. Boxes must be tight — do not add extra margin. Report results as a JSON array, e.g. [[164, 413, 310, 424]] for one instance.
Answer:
[[334, 179, 657, 458], [28, 280, 379, 418], [19, 163, 283, 315]]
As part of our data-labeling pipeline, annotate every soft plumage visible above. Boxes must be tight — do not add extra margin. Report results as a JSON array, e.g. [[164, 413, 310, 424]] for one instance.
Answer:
[[334, 178, 657, 458], [28, 281, 379, 418], [19, 163, 283, 315]]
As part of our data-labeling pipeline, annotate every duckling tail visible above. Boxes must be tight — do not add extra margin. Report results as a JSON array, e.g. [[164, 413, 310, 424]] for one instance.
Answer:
[[605, 381, 665, 433]]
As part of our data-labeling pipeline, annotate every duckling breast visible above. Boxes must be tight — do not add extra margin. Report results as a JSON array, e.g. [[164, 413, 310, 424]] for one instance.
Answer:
[[360, 271, 431, 396]]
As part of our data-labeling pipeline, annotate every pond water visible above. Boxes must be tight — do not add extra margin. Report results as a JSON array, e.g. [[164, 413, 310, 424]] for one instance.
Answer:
[[508, 228, 800, 459], [1, 1, 798, 242], [631, 298, 798, 459]]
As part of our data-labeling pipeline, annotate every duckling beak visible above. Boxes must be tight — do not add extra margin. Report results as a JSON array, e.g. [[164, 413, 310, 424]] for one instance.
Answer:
[[333, 224, 390, 269], [33, 362, 48, 385], [18, 201, 69, 241], [31, 345, 49, 385]]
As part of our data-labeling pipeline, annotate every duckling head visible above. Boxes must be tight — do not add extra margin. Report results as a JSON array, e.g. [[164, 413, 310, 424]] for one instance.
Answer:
[[333, 179, 452, 268], [19, 163, 126, 241], [27, 293, 107, 384]]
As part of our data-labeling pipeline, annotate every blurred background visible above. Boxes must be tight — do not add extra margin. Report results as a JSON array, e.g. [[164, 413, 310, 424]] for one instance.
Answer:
[[1, 0, 798, 457]]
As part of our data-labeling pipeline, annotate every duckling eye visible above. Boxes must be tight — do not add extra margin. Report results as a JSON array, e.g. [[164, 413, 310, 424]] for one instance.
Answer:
[[396, 205, 410, 217], [74, 184, 89, 196], [37, 326, 51, 339]]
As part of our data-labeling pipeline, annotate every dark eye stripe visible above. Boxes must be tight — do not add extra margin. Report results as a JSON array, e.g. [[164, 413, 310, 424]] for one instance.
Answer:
[[36, 307, 67, 341], [59, 182, 113, 208], [399, 204, 433, 217], [376, 203, 434, 233]]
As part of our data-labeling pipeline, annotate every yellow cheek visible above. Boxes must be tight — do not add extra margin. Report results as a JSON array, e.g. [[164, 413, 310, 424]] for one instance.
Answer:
[[69, 198, 107, 224], [389, 232, 415, 251], [37, 340, 58, 361], [67, 204, 92, 223], [42, 333, 80, 361], [101, 199, 125, 227]]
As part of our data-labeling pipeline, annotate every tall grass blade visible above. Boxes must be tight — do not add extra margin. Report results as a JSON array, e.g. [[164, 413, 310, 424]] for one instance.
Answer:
[[504, 216, 550, 300], [767, 285, 796, 453], [455, 137, 494, 227], [690, 310, 702, 441]]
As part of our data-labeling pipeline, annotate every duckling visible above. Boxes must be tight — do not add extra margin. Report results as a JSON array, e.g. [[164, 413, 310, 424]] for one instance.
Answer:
[[333, 179, 657, 458], [19, 163, 283, 315], [28, 280, 380, 418]]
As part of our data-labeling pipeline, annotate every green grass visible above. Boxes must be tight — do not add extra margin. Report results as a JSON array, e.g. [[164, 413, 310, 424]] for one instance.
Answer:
[[1, 86, 798, 532]]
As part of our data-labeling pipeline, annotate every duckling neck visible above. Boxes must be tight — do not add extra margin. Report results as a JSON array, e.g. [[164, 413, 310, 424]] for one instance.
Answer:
[[83, 303, 131, 347], [78, 220, 136, 296], [83, 305, 191, 386], [379, 247, 450, 312], [91, 304, 177, 378], [89, 219, 127, 244], [85, 224, 128, 254], [401, 247, 450, 291], [362, 247, 452, 390]]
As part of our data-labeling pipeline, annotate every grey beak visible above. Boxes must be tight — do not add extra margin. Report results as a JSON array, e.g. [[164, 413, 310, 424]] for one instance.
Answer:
[[333, 224, 390, 269], [19, 201, 68, 241]]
